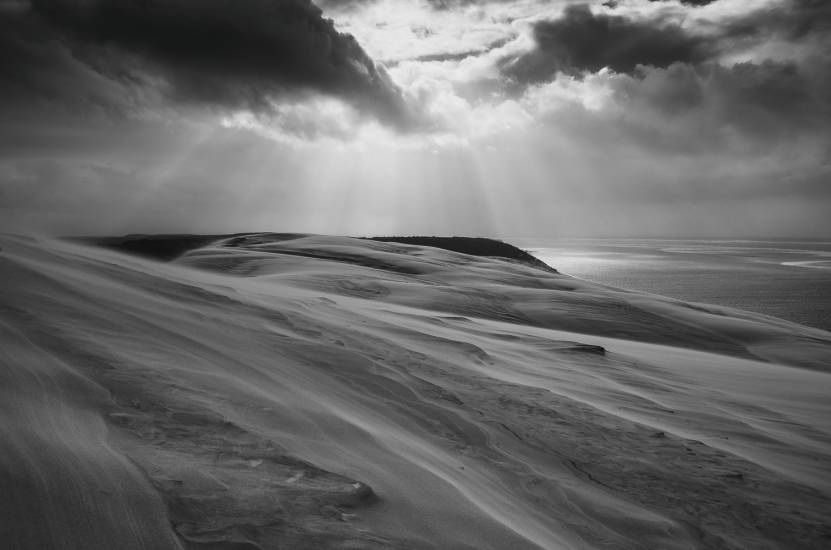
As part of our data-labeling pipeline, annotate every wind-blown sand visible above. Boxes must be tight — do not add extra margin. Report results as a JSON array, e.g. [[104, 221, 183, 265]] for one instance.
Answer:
[[1, 233, 829, 549]]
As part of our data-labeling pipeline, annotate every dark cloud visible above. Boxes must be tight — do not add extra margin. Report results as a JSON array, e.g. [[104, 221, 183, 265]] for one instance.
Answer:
[[648, 0, 717, 6], [420, 0, 523, 10], [0, 6, 140, 116], [426, 0, 488, 8], [522, 57, 829, 161], [317, 0, 522, 11], [0, 0, 415, 129], [386, 36, 512, 65], [494, 2, 830, 158], [607, 59, 831, 150], [721, 0, 831, 43], [313, 0, 377, 10], [394, 50, 491, 64], [498, 0, 831, 150], [501, 4, 712, 84]]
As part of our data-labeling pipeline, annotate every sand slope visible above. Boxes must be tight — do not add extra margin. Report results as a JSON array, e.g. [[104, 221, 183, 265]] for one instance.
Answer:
[[1, 233, 829, 549]]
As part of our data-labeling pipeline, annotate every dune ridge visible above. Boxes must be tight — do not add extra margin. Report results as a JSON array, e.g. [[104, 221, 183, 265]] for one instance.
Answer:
[[1, 232, 830, 549]]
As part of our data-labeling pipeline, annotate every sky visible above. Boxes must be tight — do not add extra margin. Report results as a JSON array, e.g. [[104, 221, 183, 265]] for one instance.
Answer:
[[0, 0, 829, 238]]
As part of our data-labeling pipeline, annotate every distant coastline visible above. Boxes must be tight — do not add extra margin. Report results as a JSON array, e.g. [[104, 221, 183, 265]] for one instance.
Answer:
[[524, 238, 831, 333]]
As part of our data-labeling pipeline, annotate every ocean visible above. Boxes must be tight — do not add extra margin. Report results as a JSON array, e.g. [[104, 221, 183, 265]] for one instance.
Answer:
[[521, 239, 831, 333]]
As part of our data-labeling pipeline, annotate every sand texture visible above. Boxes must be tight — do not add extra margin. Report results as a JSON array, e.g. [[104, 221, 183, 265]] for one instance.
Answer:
[[1, 233, 830, 549]]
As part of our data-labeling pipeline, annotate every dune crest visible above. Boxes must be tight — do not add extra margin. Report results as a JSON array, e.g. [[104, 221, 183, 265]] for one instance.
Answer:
[[1, 233, 830, 549]]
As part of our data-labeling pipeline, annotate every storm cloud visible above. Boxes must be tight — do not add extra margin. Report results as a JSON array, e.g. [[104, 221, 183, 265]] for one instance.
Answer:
[[648, 0, 717, 6], [595, 58, 831, 152], [494, 2, 830, 145], [721, 0, 831, 43], [0, 0, 413, 127], [500, 4, 712, 83]]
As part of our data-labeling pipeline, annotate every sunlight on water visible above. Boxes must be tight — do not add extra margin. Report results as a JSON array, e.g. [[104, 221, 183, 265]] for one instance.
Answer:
[[524, 240, 831, 333]]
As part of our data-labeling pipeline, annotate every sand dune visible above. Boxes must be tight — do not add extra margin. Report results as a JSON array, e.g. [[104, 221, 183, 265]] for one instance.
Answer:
[[1, 233, 830, 549]]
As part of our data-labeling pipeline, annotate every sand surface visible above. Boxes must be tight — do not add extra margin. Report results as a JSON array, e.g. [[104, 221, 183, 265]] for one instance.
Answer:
[[1, 233, 830, 549]]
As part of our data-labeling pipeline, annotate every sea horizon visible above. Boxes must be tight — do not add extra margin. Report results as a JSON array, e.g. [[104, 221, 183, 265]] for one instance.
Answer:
[[522, 237, 831, 333]]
